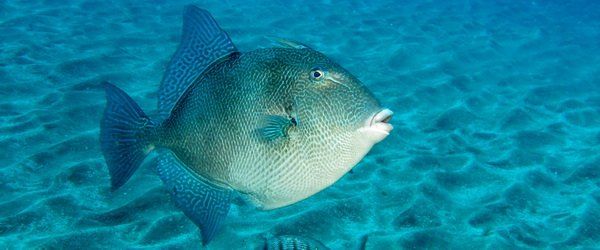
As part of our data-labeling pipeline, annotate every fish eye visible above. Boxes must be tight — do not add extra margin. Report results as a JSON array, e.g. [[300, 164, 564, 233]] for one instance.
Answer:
[[310, 67, 326, 80]]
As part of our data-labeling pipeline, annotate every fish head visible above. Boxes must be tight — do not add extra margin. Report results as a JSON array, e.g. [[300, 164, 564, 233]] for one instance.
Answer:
[[238, 47, 394, 209], [279, 48, 393, 172]]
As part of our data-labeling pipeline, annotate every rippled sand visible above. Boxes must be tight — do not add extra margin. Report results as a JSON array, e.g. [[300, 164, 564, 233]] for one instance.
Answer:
[[1, 0, 599, 248]]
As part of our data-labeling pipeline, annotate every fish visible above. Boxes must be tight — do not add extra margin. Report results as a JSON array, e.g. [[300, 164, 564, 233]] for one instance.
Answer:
[[99, 5, 393, 245], [261, 235, 330, 250]]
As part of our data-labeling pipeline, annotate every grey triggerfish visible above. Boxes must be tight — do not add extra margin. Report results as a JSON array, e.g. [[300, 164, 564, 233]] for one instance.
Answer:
[[100, 5, 393, 245]]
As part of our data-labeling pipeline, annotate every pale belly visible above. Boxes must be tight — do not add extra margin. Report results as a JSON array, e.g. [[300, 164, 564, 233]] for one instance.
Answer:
[[225, 133, 375, 210]]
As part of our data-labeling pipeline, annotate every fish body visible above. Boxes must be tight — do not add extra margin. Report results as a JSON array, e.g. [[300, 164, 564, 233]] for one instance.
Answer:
[[158, 48, 387, 209], [100, 5, 392, 245]]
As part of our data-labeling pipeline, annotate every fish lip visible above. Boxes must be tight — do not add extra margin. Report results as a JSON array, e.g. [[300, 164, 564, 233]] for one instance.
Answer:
[[368, 108, 394, 133], [370, 108, 394, 126]]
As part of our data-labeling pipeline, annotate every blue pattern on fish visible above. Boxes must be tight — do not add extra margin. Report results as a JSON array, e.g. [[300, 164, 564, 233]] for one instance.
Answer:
[[99, 5, 392, 245]]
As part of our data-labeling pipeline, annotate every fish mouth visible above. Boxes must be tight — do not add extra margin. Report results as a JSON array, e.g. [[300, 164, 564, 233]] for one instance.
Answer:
[[369, 108, 394, 134]]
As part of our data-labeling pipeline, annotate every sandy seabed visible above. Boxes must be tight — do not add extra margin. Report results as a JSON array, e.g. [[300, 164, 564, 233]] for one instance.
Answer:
[[1, 0, 599, 249]]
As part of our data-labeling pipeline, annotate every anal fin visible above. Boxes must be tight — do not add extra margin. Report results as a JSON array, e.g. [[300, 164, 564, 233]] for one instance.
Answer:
[[156, 151, 232, 245]]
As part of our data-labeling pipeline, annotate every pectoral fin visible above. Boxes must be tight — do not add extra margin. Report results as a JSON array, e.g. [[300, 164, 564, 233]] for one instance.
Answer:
[[156, 151, 232, 245], [256, 115, 295, 142]]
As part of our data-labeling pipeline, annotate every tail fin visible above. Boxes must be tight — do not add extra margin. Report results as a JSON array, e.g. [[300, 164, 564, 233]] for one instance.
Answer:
[[100, 82, 155, 189]]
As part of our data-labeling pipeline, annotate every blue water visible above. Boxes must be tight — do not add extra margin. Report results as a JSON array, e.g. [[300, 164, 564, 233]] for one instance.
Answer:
[[1, 0, 599, 248]]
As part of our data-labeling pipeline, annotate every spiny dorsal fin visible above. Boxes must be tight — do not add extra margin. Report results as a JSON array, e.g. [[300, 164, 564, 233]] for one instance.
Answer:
[[265, 36, 311, 49], [158, 6, 237, 119]]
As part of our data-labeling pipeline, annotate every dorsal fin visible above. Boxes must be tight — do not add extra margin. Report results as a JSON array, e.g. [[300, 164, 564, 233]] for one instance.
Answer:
[[158, 6, 237, 119], [265, 36, 311, 49]]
